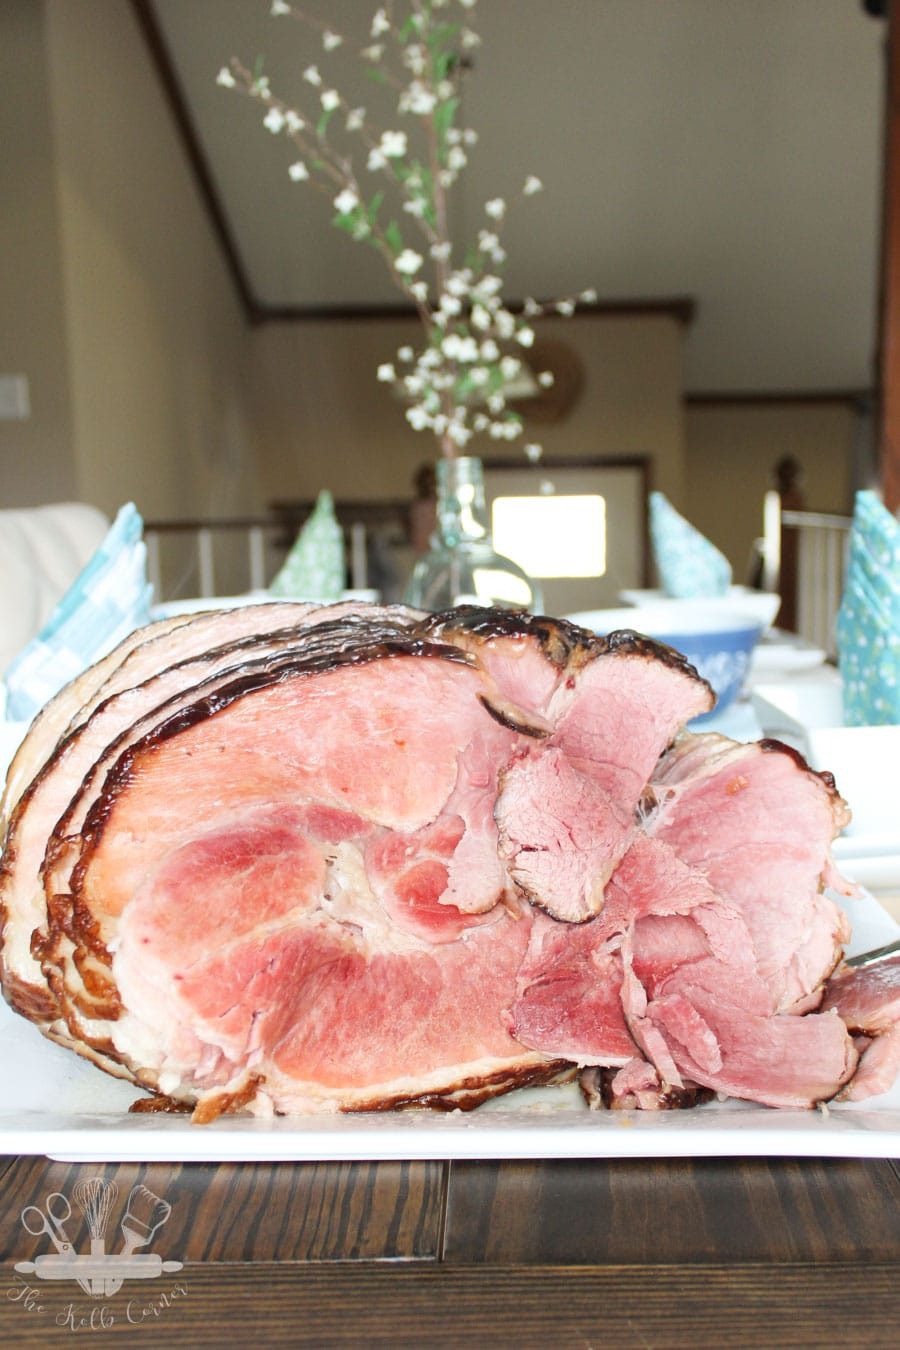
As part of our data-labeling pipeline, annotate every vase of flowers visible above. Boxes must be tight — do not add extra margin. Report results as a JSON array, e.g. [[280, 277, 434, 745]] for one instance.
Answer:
[[220, 0, 593, 609], [405, 453, 540, 609]]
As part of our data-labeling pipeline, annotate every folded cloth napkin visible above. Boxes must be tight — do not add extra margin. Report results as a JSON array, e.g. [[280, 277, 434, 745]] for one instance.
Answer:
[[836, 490, 900, 727], [648, 491, 732, 599], [2, 502, 153, 724], [269, 490, 345, 600]]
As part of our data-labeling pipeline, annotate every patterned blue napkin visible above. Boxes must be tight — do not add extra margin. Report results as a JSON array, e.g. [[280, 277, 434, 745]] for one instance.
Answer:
[[836, 490, 900, 727], [3, 503, 153, 723], [649, 492, 732, 599]]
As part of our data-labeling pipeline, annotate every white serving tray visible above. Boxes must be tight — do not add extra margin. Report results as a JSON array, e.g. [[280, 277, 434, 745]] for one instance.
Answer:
[[1, 892, 897, 1163]]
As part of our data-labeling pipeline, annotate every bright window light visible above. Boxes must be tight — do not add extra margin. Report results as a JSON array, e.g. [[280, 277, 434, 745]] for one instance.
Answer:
[[491, 494, 606, 578]]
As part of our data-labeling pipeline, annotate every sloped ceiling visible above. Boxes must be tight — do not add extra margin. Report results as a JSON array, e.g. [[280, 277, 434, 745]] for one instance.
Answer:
[[147, 0, 885, 393]]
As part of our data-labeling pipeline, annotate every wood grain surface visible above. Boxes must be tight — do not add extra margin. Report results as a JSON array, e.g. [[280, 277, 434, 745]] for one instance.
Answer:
[[1, 1154, 899, 1345], [443, 1157, 900, 1264], [1, 1262, 899, 1347], [0, 1158, 446, 1264]]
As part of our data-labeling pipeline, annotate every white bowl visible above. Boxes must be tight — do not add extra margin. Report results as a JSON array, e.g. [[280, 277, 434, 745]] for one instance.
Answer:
[[618, 586, 781, 630]]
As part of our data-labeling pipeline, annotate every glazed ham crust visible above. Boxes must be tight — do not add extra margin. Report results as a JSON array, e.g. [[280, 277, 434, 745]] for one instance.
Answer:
[[0, 601, 883, 1121]]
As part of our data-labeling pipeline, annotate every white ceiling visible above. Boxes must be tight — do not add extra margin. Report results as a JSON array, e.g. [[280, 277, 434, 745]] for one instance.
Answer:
[[150, 0, 886, 393]]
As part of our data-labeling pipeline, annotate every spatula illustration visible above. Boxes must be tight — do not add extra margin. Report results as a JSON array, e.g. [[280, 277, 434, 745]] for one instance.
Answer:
[[104, 1185, 173, 1295]]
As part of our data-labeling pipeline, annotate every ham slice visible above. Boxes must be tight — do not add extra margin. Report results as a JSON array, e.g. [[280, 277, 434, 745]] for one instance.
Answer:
[[0, 601, 884, 1119], [822, 954, 900, 1101]]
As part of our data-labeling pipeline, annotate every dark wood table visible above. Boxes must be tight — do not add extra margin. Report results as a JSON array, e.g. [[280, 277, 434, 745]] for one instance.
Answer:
[[1, 1152, 898, 1345]]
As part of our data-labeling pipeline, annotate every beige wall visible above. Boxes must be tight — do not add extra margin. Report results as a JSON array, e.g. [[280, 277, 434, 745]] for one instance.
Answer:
[[0, 0, 76, 507], [0, 0, 262, 525], [684, 400, 858, 583], [250, 313, 687, 506]]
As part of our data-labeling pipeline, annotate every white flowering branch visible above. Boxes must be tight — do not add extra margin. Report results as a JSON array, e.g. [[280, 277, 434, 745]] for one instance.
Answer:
[[220, 0, 595, 459]]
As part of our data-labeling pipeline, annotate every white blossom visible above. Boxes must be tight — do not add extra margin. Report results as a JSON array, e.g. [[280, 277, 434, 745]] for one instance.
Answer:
[[303, 65, 322, 86], [478, 231, 499, 253], [524, 443, 543, 463], [440, 293, 463, 316], [403, 198, 426, 217], [523, 297, 542, 317], [516, 325, 535, 347], [410, 280, 429, 301], [404, 44, 428, 76], [271, 0, 290, 14], [380, 130, 408, 158], [322, 30, 343, 51], [334, 188, 359, 214], [500, 356, 522, 379], [320, 89, 340, 112], [446, 273, 470, 298], [371, 7, 390, 37], [459, 0, 478, 9], [263, 107, 286, 134], [494, 309, 516, 338], [481, 339, 500, 362], [537, 371, 555, 388], [580, 288, 598, 303], [523, 175, 543, 196], [398, 346, 414, 362], [216, 67, 236, 88], [288, 160, 309, 181], [430, 241, 452, 261], [377, 363, 396, 382], [419, 347, 441, 368], [396, 248, 424, 275], [285, 110, 305, 133], [400, 82, 437, 115], [443, 334, 479, 362], [406, 406, 432, 431], [447, 146, 467, 171], [484, 197, 506, 220], [461, 29, 481, 50], [346, 107, 365, 131], [367, 148, 387, 172], [361, 43, 384, 61], [471, 305, 491, 332], [463, 128, 478, 145], [555, 300, 575, 317], [469, 366, 489, 385]]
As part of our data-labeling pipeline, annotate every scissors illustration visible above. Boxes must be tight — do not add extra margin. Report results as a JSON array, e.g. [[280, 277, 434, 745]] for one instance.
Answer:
[[20, 1193, 75, 1256]]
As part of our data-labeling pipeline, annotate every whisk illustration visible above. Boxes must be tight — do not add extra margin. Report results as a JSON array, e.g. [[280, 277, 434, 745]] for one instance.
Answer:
[[73, 1179, 119, 1297], [15, 1179, 182, 1296]]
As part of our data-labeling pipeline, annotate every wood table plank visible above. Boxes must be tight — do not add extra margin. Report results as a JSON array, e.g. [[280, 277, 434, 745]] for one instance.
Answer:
[[1, 1262, 897, 1347], [0, 1158, 447, 1264], [443, 1157, 900, 1264]]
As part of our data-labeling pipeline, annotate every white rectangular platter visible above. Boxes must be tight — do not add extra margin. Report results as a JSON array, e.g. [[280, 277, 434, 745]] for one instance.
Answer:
[[1, 889, 897, 1163]]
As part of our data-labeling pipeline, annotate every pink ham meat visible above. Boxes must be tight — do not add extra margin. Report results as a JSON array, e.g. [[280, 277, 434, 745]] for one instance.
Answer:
[[0, 601, 887, 1120], [821, 954, 900, 1101]]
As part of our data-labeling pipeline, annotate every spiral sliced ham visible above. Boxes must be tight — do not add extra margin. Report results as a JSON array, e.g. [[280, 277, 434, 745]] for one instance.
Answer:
[[0, 602, 886, 1121]]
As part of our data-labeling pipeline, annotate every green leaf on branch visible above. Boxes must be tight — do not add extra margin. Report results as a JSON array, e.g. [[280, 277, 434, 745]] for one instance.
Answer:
[[385, 220, 405, 256]]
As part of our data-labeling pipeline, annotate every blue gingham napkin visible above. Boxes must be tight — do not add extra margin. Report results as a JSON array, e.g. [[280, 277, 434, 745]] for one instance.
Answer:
[[836, 490, 900, 727], [649, 492, 732, 598], [3, 503, 153, 723]]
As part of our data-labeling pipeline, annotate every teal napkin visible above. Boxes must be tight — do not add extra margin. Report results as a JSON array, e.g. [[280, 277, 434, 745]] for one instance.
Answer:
[[836, 490, 900, 727], [269, 490, 345, 600], [649, 492, 732, 599], [3, 503, 153, 723]]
